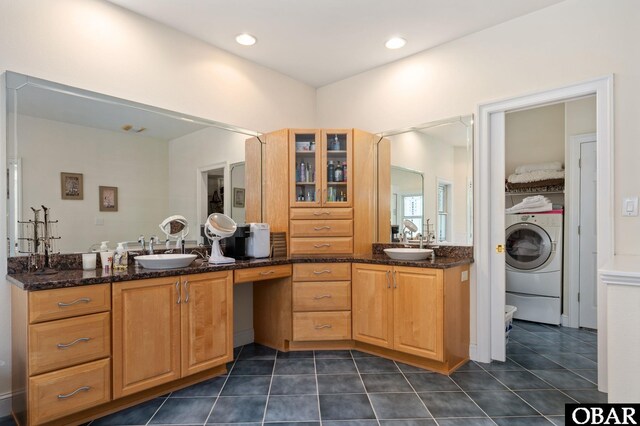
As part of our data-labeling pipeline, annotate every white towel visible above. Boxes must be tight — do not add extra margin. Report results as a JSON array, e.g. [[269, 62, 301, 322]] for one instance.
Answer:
[[507, 170, 565, 184], [515, 162, 563, 175], [505, 196, 552, 214]]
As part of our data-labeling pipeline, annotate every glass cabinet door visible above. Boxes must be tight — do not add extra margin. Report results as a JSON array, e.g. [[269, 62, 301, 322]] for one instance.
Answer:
[[321, 129, 352, 207], [290, 129, 322, 207]]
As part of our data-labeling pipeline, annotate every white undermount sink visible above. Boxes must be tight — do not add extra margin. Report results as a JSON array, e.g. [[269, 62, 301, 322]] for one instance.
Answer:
[[135, 254, 197, 269], [383, 248, 434, 261]]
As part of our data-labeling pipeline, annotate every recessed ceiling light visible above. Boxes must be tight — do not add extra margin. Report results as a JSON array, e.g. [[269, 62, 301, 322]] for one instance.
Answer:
[[236, 33, 257, 46], [385, 37, 406, 50]]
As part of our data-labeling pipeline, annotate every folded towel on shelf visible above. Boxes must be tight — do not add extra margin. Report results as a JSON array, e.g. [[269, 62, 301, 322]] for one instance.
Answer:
[[507, 170, 565, 184], [505, 178, 565, 190], [515, 161, 563, 175], [505, 195, 553, 214]]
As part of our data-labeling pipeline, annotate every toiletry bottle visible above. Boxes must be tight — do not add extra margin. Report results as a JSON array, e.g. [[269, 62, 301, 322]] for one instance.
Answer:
[[296, 162, 300, 182], [100, 241, 109, 251], [310, 140, 315, 151], [300, 161, 306, 182], [328, 161, 335, 182], [115, 242, 128, 270], [335, 161, 343, 182], [306, 162, 310, 182], [343, 162, 347, 182], [331, 134, 340, 151]]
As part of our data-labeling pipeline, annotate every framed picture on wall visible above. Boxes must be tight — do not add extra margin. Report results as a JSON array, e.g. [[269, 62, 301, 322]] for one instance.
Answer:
[[99, 186, 118, 212], [233, 187, 245, 208], [60, 172, 84, 200]]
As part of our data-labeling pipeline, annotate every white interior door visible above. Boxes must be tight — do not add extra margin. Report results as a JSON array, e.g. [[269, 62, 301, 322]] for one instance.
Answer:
[[579, 141, 597, 329]]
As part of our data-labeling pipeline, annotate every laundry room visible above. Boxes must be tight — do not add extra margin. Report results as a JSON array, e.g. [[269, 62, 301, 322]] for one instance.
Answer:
[[503, 96, 600, 384]]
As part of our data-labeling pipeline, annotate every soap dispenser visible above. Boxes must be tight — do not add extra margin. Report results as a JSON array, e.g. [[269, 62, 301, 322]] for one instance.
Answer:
[[99, 241, 110, 251], [114, 242, 128, 270]]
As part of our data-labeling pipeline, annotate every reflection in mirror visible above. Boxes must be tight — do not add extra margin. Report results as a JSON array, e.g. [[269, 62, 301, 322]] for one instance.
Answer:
[[390, 167, 424, 242], [380, 115, 473, 245], [5, 72, 259, 254], [159, 215, 189, 249]]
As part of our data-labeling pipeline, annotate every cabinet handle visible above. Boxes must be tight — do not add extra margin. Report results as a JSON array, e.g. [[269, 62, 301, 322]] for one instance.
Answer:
[[315, 324, 332, 329], [57, 298, 91, 307], [386, 270, 391, 289], [313, 211, 330, 216], [57, 386, 91, 399], [175, 281, 181, 304], [313, 269, 332, 275], [57, 337, 91, 349], [259, 270, 275, 275], [183, 280, 190, 303], [314, 243, 331, 248], [313, 294, 332, 300], [392, 271, 398, 289], [314, 226, 332, 231]]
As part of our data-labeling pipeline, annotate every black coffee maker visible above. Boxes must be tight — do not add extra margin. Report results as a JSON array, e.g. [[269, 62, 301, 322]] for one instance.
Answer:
[[223, 224, 252, 260]]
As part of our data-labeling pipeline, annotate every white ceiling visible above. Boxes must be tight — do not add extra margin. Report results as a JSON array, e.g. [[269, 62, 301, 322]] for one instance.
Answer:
[[107, 0, 563, 87]]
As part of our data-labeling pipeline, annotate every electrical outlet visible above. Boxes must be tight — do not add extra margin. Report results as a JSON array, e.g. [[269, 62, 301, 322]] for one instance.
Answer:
[[622, 196, 639, 217]]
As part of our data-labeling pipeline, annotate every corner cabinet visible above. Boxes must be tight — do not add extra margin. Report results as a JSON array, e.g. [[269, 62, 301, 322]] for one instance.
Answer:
[[112, 271, 233, 398], [352, 263, 469, 372]]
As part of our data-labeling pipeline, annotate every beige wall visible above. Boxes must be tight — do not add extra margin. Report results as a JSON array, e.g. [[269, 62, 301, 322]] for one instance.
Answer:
[[0, 0, 317, 410], [505, 103, 565, 176], [317, 0, 640, 257]]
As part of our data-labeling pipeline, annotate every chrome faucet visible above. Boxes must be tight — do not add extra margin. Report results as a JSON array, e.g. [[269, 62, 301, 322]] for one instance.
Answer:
[[148, 236, 158, 255], [138, 235, 145, 253]]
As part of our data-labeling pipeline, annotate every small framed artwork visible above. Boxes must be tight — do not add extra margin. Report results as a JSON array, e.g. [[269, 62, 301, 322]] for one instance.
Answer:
[[233, 187, 245, 208], [99, 186, 118, 212], [60, 172, 83, 200]]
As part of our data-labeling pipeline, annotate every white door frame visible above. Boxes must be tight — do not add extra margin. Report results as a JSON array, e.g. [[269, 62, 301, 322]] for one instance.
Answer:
[[474, 75, 613, 393], [566, 133, 597, 328], [197, 161, 230, 228]]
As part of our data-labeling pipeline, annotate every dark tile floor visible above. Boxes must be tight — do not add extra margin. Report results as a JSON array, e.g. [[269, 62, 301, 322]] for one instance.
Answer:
[[0, 320, 605, 426]]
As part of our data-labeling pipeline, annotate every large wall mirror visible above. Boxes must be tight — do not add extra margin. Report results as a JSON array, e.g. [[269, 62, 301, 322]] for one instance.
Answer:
[[5, 72, 259, 255], [378, 115, 473, 246]]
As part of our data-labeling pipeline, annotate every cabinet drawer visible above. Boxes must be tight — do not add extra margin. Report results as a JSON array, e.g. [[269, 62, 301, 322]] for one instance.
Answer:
[[293, 281, 351, 312], [29, 284, 111, 324], [290, 237, 353, 255], [293, 312, 352, 341], [29, 312, 111, 376], [234, 264, 292, 284], [293, 263, 351, 281], [29, 358, 111, 425], [290, 220, 353, 237], [290, 208, 353, 220]]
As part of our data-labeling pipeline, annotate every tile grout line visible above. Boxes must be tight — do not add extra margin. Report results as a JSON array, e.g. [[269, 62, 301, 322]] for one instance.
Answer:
[[260, 348, 279, 426], [391, 360, 443, 426], [202, 345, 244, 426], [350, 350, 381, 426], [144, 391, 171, 426], [443, 363, 499, 426], [312, 351, 322, 426]]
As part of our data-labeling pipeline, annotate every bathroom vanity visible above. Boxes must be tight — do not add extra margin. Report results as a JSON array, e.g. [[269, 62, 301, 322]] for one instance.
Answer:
[[9, 252, 470, 426]]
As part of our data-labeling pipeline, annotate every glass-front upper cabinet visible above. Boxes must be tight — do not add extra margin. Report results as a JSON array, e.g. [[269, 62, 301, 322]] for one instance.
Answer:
[[290, 129, 322, 207], [321, 129, 352, 207], [289, 129, 352, 208]]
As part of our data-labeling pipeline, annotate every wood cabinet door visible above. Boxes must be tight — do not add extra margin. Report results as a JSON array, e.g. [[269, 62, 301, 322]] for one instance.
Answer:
[[181, 271, 233, 376], [112, 277, 181, 398], [321, 129, 353, 208], [352, 264, 393, 348], [392, 267, 444, 361], [290, 129, 322, 207]]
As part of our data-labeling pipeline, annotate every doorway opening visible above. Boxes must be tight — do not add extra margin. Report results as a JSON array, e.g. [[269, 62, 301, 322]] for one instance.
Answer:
[[475, 76, 613, 394]]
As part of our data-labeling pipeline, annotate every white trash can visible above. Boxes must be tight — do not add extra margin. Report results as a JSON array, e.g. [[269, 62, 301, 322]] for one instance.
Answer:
[[505, 305, 517, 343]]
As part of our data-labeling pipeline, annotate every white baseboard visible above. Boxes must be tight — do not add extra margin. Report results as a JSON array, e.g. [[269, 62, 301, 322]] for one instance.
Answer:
[[0, 391, 12, 418], [468, 344, 478, 362], [233, 328, 254, 347], [561, 314, 570, 327]]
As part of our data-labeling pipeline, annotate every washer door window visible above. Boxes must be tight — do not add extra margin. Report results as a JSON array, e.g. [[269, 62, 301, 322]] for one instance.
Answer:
[[505, 223, 552, 270]]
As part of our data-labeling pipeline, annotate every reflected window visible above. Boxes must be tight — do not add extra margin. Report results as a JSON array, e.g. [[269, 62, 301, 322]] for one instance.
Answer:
[[437, 181, 452, 242], [402, 195, 423, 238]]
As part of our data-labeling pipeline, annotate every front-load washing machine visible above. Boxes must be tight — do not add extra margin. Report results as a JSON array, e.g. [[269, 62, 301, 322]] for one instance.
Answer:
[[505, 211, 563, 325]]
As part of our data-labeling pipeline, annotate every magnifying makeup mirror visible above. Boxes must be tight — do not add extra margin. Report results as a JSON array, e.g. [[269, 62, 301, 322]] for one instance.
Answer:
[[403, 219, 418, 234], [204, 213, 237, 264], [159, 215, 190, 249]]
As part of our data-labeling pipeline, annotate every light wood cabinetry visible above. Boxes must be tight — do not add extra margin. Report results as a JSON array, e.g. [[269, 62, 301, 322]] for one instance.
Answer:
[[292, 263, 352, 342], [352, 263, 469, 369], [12, 284, 112, 426], [234, 264, 292, 284], [113, 272, 233, 398]]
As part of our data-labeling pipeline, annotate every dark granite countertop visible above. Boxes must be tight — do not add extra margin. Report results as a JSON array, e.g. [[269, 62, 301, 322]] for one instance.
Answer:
[[9, 254, 472, 291]]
